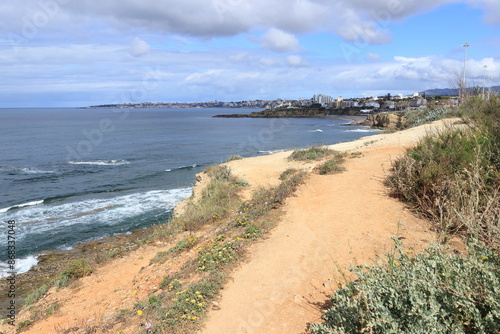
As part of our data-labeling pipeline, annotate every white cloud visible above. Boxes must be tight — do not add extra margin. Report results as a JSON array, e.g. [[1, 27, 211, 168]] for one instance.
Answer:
[[260, 57, 278, 66], [366, 53, 381, 61], [258, 28, 300, 53], [57, 0, 462, 43], [286, 55, 308, 67], [130, 37, 150, 57], [3, 0, 499, 45], [229, 52, 249, 62], [466, 0, 500, 24]]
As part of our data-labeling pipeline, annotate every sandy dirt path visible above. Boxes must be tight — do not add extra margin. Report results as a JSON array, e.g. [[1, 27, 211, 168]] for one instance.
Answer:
[[201, 120, 458, 334]]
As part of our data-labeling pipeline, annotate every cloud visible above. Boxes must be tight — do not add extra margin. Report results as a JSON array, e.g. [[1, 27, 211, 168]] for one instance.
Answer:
[[4, 0, 499, 46], [466, 0, 500, 24], [258, 28, 300, 53], [366, 53, 381, 61], [130, 37, 150, 57], [286, 55, 308, 67], [57, 0, 459, 43]]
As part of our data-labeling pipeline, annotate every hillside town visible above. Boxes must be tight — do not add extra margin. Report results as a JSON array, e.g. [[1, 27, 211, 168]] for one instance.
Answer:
[[86, 83, 500, 112], [86, 91, 464, 113]]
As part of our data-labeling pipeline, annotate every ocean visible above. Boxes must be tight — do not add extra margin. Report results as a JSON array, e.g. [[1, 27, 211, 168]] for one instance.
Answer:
[[0, 107, 380, 276]]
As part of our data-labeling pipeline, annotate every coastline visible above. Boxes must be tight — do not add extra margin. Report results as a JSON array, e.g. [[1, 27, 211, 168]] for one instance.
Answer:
[[0, 118, 460, 333], [0, 114, 374, 313]]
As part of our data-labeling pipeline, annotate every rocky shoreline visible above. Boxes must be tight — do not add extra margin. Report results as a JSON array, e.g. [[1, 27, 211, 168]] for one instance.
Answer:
[[215, 110, 404, 129]]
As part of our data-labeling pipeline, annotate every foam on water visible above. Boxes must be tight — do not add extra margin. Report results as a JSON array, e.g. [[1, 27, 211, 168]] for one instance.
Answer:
[[0, 200, 44, 213], [0, 188, 192, 242], [21, 167, 56, 174], [165, 164, 200, 172], [0, 166, 56, 175], [345, 128, 382, 133], [67, 160, 130, 166], [0, 256, 38, 278], [257, 149, 285, 155]]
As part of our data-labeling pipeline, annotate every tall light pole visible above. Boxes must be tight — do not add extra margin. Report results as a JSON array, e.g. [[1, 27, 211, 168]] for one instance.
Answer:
[[483, 65, 487, 99], [462, 42, 469, 99]]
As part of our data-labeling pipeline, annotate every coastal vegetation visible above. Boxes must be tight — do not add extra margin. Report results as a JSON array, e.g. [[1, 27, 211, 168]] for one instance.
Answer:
[[288, 146, 339, 161], [400, 106, 456, 128], [316, 153, 347, 175], [311, 97, 500, 333], [171, 165, 243, 232], [226, 155, 243, 162], [310, 239, 500, 334]]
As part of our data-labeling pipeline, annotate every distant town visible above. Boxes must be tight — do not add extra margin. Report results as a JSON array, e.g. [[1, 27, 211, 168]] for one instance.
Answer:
[[86, 86, 499, 113]]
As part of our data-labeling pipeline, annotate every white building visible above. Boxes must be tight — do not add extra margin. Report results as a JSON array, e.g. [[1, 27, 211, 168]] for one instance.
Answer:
[[365, 101, 380, 108], [313, 94, 334, 106]]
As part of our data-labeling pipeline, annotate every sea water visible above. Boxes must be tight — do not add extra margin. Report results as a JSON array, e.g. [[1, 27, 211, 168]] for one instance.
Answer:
[[0, 107, 380, 276]]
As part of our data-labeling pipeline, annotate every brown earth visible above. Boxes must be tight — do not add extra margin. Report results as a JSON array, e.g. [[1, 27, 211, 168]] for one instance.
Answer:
[[0, 119, 460, 334]]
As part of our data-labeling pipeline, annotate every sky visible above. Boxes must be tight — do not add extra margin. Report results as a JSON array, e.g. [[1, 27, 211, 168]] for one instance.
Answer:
[[0, 0, 499, 107]]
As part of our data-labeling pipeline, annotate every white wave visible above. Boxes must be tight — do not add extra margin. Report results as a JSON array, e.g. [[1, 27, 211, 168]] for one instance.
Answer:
[[0, 166, 55, 174], [258, 149, 285, 155], [0, 200, 44, 213], [345, 128, 382, 133], [0, 255, 38, 278], [0, 188, 192, 235], [167, 164, 199, 171], [68, 160, 130, 166], [308, 129, 323, 132], [21, 167, 55, 174]]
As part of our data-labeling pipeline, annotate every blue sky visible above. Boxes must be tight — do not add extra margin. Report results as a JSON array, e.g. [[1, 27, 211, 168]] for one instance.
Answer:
[[0, 0, 499, 107]]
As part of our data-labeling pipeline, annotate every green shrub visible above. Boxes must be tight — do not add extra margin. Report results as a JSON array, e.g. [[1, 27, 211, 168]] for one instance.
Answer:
[[23, 284, 49, 306], [288, 146, 336, 161], [160, 277, 183, 291], [161, 272, 226, 329], [205, 165, 232, 181], [167, 237, 200, 254], [386, 114, 499, 243], [461, 96, 500, 170], [174, 166, 243, 231], [316, 153, 346, 175], [151, 237, 199, 264], [402, 106, 456, 128], [18, 320, 32, 329], [311, 240, 500, 334], [279, 168, 299, 180], [239, 170, 308, 220], [243, 225, 262, 239], [56, 259, 93, 288], [226, 155, 243, 162], [148, 294, 160, 305], [196, 241, 238, 272], [234, 178, 250, 187]]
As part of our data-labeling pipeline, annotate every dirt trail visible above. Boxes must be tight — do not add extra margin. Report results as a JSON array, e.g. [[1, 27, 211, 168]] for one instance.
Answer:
[[201, 120, 457, 334], [0, 119, 458, 334]]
